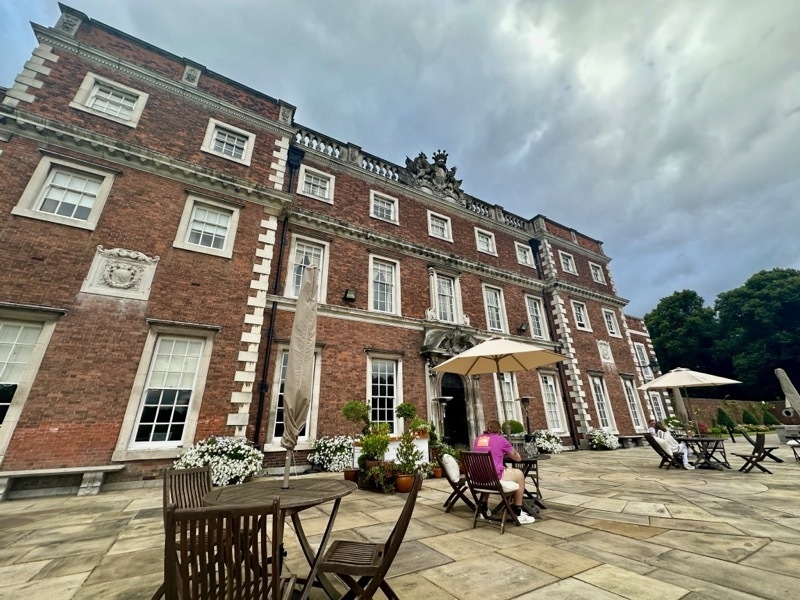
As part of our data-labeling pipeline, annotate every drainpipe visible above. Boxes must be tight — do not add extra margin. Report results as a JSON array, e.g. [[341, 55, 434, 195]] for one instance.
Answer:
[[529, 239, 581, 450], [252, 146, 305, 448]]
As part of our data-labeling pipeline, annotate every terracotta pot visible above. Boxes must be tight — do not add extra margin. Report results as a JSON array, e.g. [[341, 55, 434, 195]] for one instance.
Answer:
[[432, 466, 443, 478], [394, 473, 415, 493], [365, 459, 380, 471], [343, 468, 360, 483]]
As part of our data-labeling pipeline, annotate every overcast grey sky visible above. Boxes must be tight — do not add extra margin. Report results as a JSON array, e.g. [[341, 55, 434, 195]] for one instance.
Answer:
[[2, 0, 799, 316]]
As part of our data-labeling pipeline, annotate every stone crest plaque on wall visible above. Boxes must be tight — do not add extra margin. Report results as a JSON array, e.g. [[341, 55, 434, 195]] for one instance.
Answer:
[[81, 246, 160, 300]]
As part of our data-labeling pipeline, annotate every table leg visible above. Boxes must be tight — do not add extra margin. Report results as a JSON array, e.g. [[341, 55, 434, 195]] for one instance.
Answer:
[[296, 498, 342, 600], [520, 463, 546, 510]]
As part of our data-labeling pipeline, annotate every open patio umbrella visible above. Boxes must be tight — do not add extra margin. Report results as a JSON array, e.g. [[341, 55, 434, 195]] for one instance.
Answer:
[[775, 368, 800, 417], [432, 337, 564, 431], [280, 265, 318, 488], [639, 367, 740, 427]]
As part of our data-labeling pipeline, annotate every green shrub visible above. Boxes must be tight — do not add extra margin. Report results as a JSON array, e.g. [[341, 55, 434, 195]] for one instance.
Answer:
[[395, 402, 417, 420], [342, 400, 371, 434], [742, 410, 759, 425], [763, 411, 781, 426], [715, 408, 736, 430], [503, 419, 524, 435]]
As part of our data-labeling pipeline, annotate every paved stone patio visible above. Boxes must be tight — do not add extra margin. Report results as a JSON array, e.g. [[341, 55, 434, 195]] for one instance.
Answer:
[[1, 434, 799, 599]]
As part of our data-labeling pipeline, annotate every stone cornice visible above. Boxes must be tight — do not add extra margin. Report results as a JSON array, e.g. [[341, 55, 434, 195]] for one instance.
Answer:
[[32, 24, 297, 140], [289, 208, 548, 292], [547, 279, 629, 307], [535, 231, 609, 263], [0, 107, 292, 211]]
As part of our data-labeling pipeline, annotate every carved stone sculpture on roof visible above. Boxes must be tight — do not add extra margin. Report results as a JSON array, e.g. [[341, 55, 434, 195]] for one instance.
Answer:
[[404, 150, 465, 203]]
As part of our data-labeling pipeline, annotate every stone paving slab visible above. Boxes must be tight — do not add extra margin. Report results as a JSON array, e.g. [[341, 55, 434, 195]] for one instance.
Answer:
[[1, 438, 798, 599]]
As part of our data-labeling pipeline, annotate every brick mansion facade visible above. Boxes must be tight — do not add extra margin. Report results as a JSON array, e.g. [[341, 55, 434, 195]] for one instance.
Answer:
[[0, 5, 672, 483]]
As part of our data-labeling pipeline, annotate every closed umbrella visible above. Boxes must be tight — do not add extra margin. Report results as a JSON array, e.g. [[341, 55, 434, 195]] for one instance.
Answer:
[[775, 368, 800, 417], [432, 337, 564, 431], [280, 265, 318, 488], [639, 367, 740, 428]]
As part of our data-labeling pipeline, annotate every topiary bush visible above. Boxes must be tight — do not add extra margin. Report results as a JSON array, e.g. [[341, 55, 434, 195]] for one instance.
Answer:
[[716, 407, 736, 430], [763, 411, 781, 426], [502, 419, 525, 435], [742, 410, 759, 425]]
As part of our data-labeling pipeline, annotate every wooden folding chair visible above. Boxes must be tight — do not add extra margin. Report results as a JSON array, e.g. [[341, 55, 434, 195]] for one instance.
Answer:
[[314, 473, 422, 600], [644, 433, 683, 470], [736, 428, 783, 463], [164, 500, 296, 600], [461, 451, 520, 534], [151, 466, 214, 600], [731, 432, 773, 474], [438, 454, 475, 513]]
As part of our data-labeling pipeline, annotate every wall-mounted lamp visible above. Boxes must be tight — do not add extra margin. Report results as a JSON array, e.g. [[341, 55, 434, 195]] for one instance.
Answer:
[[343, 289, 357, 301], [517, 322, 528, 334]]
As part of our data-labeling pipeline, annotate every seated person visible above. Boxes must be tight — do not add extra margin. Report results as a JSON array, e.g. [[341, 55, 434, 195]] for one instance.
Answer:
[[472, 419, 535, 523], [654, 421, 694, 469], [647, 419, 657, 435]]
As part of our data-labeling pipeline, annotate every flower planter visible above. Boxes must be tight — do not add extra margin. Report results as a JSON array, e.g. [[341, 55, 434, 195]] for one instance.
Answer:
[[343, 468, 360, 483], [394, 473, 416, 493], [432, 466, 443, 478]]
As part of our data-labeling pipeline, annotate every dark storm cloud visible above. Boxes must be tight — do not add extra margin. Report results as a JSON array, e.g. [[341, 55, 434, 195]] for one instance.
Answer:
[[2, 0, 798, 315]]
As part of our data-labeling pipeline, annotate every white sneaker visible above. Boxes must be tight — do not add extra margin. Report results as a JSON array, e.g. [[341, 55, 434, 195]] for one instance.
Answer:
[[684, 464, 695, 470], [516, 513, 536, 524]]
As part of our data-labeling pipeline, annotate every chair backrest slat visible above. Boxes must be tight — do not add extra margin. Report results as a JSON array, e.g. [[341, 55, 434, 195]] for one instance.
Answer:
[[461, 451, 500, 490], [164, 466, 213, 513], [165, 499, 282, 600], [753, 432, 765, 454]]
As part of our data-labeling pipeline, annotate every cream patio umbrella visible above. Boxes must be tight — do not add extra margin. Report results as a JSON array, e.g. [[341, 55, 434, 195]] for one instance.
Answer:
[[280, 265, 318, 488], [639, 367, 741, 428], [432, 337, 565, 431]]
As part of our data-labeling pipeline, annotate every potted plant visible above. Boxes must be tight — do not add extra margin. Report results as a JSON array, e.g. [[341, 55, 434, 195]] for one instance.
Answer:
[[173, 436, 263, 486], [394, 428, 424, 492], [359, 422, 390, 470], [342, 399, 371, 435], [307, 435, 356, 480], [530, 429, 564, 454], [587, 428, 620, 450]]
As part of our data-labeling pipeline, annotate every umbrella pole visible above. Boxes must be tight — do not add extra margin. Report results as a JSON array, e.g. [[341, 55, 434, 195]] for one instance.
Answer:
[[281, 449, 292, 489], [496, 358, 511, 436]]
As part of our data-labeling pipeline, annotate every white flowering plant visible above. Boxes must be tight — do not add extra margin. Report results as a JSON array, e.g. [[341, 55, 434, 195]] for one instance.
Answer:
[[174, 436, 263, 486], [531, 429, 564, 454], [308, 435, 354, 472], [587, 428, 620, 450]]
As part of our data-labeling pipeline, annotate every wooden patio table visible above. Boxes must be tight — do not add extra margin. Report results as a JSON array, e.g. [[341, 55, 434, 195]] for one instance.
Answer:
[[505, 454, 550, 510], [205, 477, 357, 599], [677, 436, 731, 470]]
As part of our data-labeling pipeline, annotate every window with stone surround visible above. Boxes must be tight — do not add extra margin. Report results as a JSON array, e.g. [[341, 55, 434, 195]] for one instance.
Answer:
[[571, 300, 591, 331], [297, 165, 335, 203], [622, 377, 646, 431], [494, 372, 522, 424], [173, 194, 240, 259], [70, 72, 149, 127], [369, 255, 401, 315], [368, 355, 402, 434], [539, 372, 566, 433], [11, 153, 117, 231], [525, 295, 548, 340], [634, 342, 653, 381], [475, 228, 496, 255], [559, 251, 578, 275], [648, 391, 667, 422], [0, 308, 61, 461], [200, 118, 256, 166], [270, 348, 319, 446], [370, 190, 398, 224], [284, 235, 328, 303], [429, 268, 464, 324], [589, 262, 606, 284], [515, 242, 535, 267], [602, 308, 621, 337], [427, 211, 452, 242], [589, 374, 616, 431], [115, 322, 217, 461], [482, 284, 507, 333]]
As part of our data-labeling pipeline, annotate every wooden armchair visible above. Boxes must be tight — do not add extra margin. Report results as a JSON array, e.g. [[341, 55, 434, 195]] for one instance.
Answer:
[[438, 453, 475, 513], [731, 427, 783, 463], [312, 473, 422, 600], [461, 451, 520, 534], [731, 432, 773, 474], [164, 499, 296, 600], [644, 433, 683, 469]]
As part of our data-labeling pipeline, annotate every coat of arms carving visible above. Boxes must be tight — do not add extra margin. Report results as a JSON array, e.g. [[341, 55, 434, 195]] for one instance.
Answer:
[[403, 150, 464, 202]]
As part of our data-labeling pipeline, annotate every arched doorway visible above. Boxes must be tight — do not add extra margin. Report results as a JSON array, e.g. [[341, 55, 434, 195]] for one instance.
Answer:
[[441, 373, 469, 448]]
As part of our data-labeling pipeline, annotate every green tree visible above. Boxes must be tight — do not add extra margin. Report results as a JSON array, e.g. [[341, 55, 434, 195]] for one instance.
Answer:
[[644, 290, 719, 375], [715, 269, 800, 399]]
